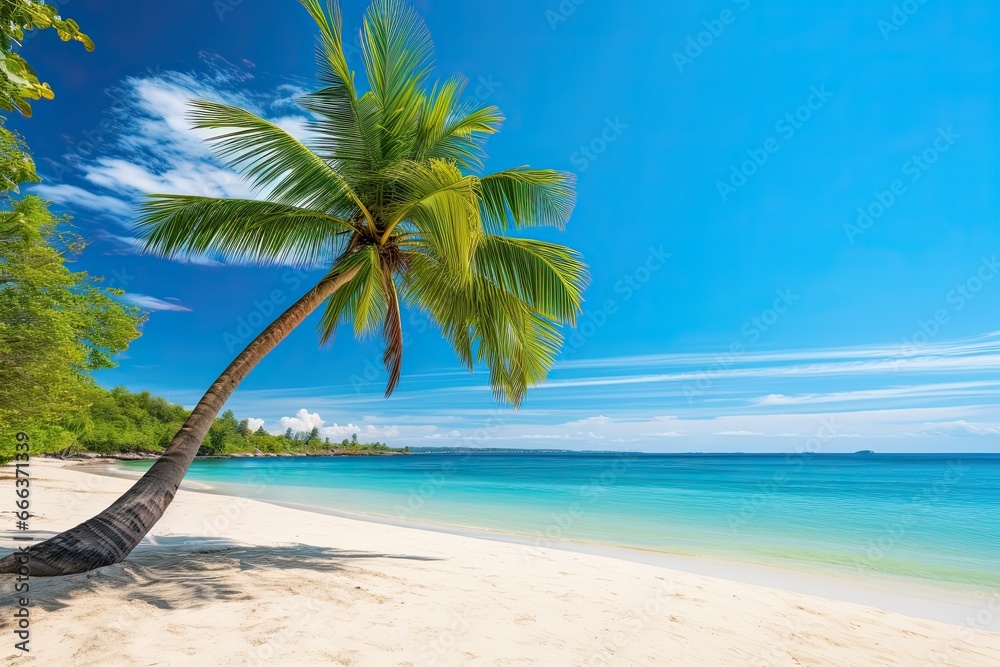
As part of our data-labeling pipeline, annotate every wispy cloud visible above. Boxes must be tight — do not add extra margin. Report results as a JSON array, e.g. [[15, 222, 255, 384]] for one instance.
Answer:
[[121, 294, 192, 312], [272, 409, 409, 440], [34, 67, 313, 266], [32, 184, 133, 217], [110, 235, 224, 266], [208, 333, 1000, 452], [556, 333, 1000, 372], [755, 381, 1000, 406]]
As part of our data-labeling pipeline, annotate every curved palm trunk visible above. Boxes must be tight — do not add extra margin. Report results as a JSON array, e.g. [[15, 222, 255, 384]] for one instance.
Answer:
[[0, 270, 356, 576]]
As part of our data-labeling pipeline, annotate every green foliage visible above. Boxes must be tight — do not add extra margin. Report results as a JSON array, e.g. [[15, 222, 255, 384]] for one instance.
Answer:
[[0, 4, 131, 463], [0, 194, 145, 462], [135, 0, 588, 409], [195, 404, 402, 456], [19, 384, 403, 458], [0, 125, 37, 190], [0, 0, 94, 116], [74, 388, 188, 454]]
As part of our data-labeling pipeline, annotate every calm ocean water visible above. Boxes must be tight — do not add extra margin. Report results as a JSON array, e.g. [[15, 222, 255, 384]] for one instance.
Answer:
[[120, 453, 1000, 592]]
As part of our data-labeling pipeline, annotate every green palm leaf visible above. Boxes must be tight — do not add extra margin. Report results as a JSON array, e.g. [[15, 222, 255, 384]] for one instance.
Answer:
[[188, 100, 361, 214], [474, 235, 588, 323], [137, 196, 354, 267], [360, 0, 434, 161], [478, 168, 576, 231], [318, 244, 389, 341], [413, 78, 503, 170], [298, 0, 382, 170]]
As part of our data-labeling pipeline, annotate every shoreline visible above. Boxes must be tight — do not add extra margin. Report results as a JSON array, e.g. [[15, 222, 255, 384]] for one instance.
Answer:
[[43, 449, 408, 462], [3, 460, 999, 665], [81, 459, 999, 630]]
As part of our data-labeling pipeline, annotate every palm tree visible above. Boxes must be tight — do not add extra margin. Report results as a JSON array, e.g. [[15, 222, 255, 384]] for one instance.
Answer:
[[0, 0, 586, 576]]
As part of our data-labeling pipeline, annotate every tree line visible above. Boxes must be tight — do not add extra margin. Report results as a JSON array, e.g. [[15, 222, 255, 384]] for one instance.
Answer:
[[63, 385, 403, 457]]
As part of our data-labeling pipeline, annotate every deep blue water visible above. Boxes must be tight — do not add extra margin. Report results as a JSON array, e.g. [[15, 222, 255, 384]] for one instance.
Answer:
[[120, 452, 1000, 591]]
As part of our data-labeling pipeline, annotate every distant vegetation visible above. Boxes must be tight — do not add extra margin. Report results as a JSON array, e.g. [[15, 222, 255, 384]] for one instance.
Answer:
[[60, 386, 405, 458]]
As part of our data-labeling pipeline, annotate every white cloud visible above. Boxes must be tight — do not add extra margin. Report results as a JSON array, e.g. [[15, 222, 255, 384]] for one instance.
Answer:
[[207, 331, 1000, 452], [111, 236, 224, 266], [32, 184, 133, 217], [121, 294, 192, 312], [756, 381, 1000, 406], [908, 420, 1000, 436], [246, 418, 266, 432], [549, 334, 1000, 388], [566, 416, 612, 426], [274, 409, 401, 440], [33, 68, 314, 266], [270, 83, 310, 111]]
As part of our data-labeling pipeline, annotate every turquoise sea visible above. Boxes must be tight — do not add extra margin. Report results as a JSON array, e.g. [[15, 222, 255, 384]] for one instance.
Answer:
[[119, 452, 1000, 593]]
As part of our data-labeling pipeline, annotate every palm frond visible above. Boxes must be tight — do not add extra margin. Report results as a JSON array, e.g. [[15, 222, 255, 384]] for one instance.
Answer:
[[301, 87, 383, 172], [136, 196, 353, 267], [477, 168, 576, 231], [412, 78, 503, 170], [400, 251, 474, 369], [188, 100, 360, 214], [317, 244, 389, 342], [361, 0, 434, 161], [474, 235, 588, 323], [380, 268, 403, 396], [427, 103, 504, 170], [384, 159, 478, 279], [470, 275, 563, 407], [297, 0, 383, 171], [403, 244, 578, 407], [298, 0, 356, 97]]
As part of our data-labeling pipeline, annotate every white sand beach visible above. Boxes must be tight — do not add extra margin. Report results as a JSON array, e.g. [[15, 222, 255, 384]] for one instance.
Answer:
[[2, 460, 999, 666]]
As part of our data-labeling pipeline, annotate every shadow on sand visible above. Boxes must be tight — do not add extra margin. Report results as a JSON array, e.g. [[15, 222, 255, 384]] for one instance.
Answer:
[[0, 535, 441, 613]]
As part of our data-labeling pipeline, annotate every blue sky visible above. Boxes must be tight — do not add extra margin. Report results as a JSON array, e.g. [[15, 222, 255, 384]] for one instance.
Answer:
[[14, 0, 1000, 451]]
